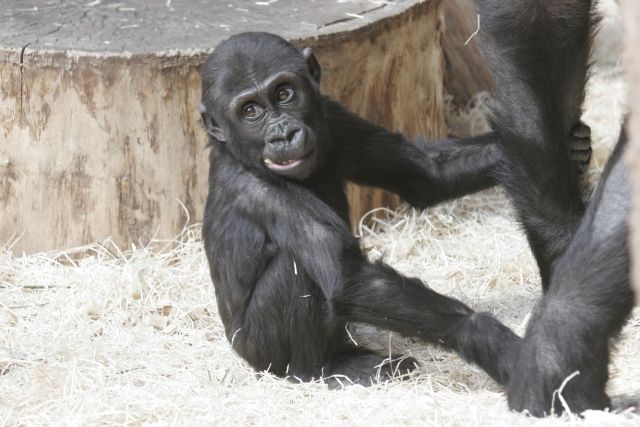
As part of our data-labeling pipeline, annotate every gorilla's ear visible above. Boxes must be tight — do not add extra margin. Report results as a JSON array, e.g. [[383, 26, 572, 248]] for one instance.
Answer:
[[199, 103, 226, 143], [302, 47, 321, 84]]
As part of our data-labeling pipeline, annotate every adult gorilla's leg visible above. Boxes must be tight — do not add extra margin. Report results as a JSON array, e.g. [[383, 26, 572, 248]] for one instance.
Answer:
[[335, 258, 521, 385], [474, 0, 634, 413], [476, 0, 595, 289], [507, 136, 634, 416]]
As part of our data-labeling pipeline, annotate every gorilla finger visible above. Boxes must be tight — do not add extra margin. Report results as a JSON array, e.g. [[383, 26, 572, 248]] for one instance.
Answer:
[[569, 148, 592, 163], [571, 121, 591, 139], [567, 137, 591, 151]]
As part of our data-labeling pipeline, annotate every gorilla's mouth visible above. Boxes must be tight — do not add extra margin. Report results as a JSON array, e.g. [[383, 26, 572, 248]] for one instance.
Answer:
[[264, 158, 302, 170], [264, 148, 315, 171]]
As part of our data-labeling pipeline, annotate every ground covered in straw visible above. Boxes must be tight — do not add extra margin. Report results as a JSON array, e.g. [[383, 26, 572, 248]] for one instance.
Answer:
[[2, 185, 638, 426], [1, 2, 638, 425]]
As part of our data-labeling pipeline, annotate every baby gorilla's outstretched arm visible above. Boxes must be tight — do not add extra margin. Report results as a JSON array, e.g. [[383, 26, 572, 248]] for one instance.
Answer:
[[327, 100, 591, 210]]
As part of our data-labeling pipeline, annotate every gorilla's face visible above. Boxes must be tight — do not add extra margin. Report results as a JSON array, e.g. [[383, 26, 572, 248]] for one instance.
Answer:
[[200, 32, 328, 180]]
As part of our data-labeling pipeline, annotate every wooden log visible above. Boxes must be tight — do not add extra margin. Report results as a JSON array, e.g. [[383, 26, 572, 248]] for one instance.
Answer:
[[621, 0, 640, 304], [442, 0, 493, 110], [0, 0, 445, 252]]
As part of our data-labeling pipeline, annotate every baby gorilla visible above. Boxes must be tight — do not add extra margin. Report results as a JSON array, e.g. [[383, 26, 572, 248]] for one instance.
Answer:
[[199, 32, 522, 386]]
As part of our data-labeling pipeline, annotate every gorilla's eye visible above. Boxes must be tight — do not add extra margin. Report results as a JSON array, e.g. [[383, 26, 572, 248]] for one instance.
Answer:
[[241, 102, 263, 120], [275, 85, 294, 103]]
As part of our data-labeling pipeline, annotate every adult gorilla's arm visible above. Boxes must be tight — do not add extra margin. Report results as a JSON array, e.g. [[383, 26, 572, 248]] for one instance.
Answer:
[[326, 99, 499, 208]]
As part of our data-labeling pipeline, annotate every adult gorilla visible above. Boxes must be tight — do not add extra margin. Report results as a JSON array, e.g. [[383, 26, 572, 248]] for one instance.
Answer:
[[476, 0, 636, 416]]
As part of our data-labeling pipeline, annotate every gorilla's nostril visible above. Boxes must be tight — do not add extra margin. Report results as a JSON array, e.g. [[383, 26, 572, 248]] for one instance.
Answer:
[[287, 128, 301, 142]]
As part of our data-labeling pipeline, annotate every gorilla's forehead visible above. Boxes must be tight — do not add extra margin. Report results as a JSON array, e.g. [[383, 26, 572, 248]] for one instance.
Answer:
[[218, 55, 307, 95], [206, 32, 308, 94], [202, 32, 312, 114]]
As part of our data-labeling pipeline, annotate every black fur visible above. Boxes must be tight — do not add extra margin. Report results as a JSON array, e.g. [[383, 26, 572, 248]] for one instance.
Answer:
[[476, 0, 635, 415], [200, 32, 521, 386]]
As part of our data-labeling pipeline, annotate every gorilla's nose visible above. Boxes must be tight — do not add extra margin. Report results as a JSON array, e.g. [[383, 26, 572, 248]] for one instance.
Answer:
[[266, 125, 302, 146]]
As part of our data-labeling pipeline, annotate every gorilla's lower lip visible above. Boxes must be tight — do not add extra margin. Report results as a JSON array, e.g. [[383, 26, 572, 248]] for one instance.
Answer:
[[265, 158, 303, 170], [264, 149, 315, 171]]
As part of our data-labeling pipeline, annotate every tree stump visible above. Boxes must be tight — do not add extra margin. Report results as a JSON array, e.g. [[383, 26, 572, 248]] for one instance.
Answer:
[[621, 0, 640, 303], [0, 0, 446, 253]]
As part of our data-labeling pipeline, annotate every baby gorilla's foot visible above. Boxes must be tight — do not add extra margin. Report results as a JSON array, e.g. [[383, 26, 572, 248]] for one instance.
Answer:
[[324, 348, 418, 389]]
